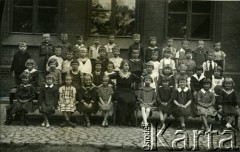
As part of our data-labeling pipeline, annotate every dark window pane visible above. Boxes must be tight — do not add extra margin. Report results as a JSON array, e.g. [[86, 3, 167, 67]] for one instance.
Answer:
[[192, 1, 211, 13], [191, 15, 210, 39], [39, 0, 58, 7], [168, 14, 187, 38], [92, 0, 111, 10], [168, 0, 187, 12], [115, 0, 136, 36], [90, 10, 111, 35], [13, 0, 33, 6], [37, 8, 58, 33], [12, 8, 32, 32]]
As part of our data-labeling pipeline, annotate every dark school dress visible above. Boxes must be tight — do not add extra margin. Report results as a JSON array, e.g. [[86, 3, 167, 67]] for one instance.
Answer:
[[77, 85, 99, 115], [109, 71, 141, 125], [8, 84, 35, 114], [221, 89, 239, 116], [129, 59, 144, 77], [157, 86, 174, 114], [10, 51, 31, 85], [172, 87, 193, 118], [92, 71, 104, 87], [38, 84, 58, 115]]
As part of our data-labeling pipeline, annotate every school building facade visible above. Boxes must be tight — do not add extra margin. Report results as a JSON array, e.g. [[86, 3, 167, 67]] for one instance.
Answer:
[[0, 0, 240, 73]]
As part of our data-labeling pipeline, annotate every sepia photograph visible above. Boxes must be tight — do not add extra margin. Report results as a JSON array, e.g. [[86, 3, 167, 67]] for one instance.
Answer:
[[0, 0, 240, 151]]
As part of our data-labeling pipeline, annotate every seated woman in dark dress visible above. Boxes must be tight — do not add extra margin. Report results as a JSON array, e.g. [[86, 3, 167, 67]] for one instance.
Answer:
[[109, 59, 141, 126]]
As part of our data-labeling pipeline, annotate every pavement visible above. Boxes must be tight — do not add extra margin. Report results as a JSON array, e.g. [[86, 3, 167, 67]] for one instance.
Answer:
[[0, 97, 240, 151]]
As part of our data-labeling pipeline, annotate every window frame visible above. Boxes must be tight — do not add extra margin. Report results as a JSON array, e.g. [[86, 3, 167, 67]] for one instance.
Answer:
[[165, 0, 214, 40], [87, 0, 140, 38], [9, 0, 62, 35]]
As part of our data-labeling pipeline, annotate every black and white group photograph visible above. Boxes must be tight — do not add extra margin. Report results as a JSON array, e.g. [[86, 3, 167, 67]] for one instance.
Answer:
[[0, 0, 240, 151]]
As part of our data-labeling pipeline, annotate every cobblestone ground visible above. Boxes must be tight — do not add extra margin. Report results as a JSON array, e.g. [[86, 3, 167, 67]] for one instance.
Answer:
[[0, 103, 240, 151]]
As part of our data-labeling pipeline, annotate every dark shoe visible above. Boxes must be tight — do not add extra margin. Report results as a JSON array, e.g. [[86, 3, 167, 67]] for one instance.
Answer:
[[5, 120, 11, 125], [67, 120, 76, 128], [24, 119, 29, 126], [60, 122, 67, 127]]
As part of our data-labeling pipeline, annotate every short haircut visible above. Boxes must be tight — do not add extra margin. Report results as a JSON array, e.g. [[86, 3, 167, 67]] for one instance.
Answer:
[[120, 60, 129, 69], [48, 58, 58, 67]]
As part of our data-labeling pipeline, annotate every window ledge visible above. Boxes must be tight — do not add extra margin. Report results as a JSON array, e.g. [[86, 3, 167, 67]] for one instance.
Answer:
[[1, 33, 60, 46]]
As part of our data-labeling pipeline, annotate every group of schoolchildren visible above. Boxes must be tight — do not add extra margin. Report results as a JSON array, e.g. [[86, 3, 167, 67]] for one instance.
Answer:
[[5, 32, 239, 132]]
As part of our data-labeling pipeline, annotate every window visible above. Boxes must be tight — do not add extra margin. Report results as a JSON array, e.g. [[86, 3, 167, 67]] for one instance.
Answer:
[[90, 0, 137, 36], [12, 0, 59, 33], [167, 0, 212, 39]]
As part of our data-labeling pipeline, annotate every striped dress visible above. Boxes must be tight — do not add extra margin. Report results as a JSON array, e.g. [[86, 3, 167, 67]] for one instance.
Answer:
[[58, 85, 76, 112]]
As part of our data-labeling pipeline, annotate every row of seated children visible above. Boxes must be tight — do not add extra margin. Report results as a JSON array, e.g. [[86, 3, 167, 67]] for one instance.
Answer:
[[6, 55, 239, 131]]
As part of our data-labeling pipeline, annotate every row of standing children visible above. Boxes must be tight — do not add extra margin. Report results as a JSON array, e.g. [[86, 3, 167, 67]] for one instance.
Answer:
[[7, 32, 239, 131]]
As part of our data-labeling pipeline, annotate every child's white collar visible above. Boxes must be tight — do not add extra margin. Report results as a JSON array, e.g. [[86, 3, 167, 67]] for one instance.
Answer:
[[24, 68, 37, 74], [192, 73, 205, 81], [222, 89, 234, 94], [45, 84, 54, 88], [119, 70, 131, 79], [201, 88, 213, 94], [130, 58, 141, 62], [177, 87, 188, 92]]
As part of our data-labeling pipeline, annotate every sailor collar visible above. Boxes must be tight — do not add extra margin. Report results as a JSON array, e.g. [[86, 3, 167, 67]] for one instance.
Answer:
[[192, 74, 205, 81], [24, 68, 37, 74], [222, 89, 234, 94]]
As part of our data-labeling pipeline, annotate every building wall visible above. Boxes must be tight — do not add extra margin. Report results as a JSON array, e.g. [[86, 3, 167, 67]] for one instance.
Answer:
[[0, 1, 240, 70], [221, 2, 240, 71]]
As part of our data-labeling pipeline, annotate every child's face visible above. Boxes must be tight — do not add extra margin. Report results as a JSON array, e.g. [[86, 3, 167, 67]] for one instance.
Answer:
[[65, 77, 72, 85], [77, 38, 84, 44], [196, 69, 202, 75], [71, 63, 79, 70], [134, 37, 140, 43], [198, 41, 204, 49], [94, 39, 100, 45], [113, 49, 120, 57], [131, 49, 140, 59], [102, 79, 109, 86], [61, 36, 68, 42], [214, 70, 221, 77], [46, 78, 53, 85], [79, 49, 87, 57], [107, 64, 114, 72], [162, 81, 169, 87], [224, 81, 232, 90], [19, 45, 27, 53], [150, 40, 156, 46], [26, 63, 34, 71], [144, 78, 151, 86], [43, 35, 50, 42], [182, 42, 189, 50], [208, 54, 214, 61], [167, 40, 173, 47], [54, 48, 62, 56], [163, 68, 171, 75], [203, 83, 211, 90], [84, 77, 91, 86], [186, 52, 192, 59], [214, 43, 221, 51], [109, 36, 114, 43], [146, 65, 153, 73], [164, 52, 171, 58], [99, 50, 106, 58], [151, 54, 158, 60], [122, 62, 129, 71], [66, 53, 73, 60], [179, 80, 187, 88], [49, 63, 57, 69], [95, 64, 102, 71], [22, 77, 29, 84]]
